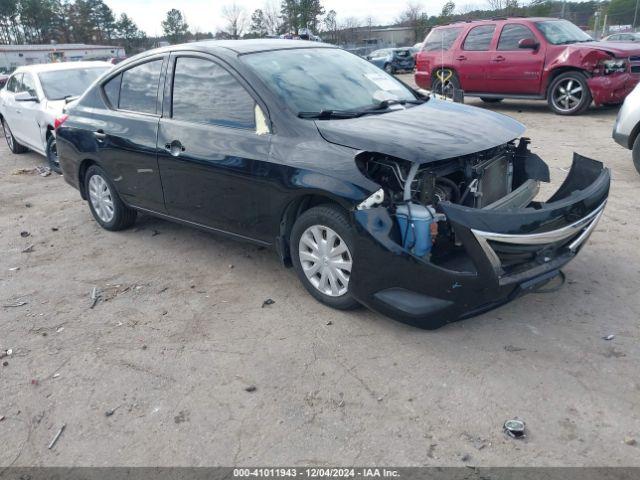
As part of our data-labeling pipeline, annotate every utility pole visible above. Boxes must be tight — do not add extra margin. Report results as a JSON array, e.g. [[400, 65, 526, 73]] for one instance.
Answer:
[[561, 1, 566, 19], [634, 0, 639, 31], [602, 13, 608, 38]]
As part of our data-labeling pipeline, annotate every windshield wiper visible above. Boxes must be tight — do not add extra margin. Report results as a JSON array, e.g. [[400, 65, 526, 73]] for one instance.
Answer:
[[298, 109, 364, 119]]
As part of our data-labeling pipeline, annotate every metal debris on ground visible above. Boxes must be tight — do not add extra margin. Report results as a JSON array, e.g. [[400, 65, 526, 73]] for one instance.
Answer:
[[261, 298, 275, 308], [20, 231, 30, 238], [3, 301, 27, 308], [8, 267, 20, 272], [21, 244, 34, 253], [90, 287, 100, 309], [504, 419, 526, 439], [51, 227, 59, 231], [603, 334, 615, 341], [36, 166, 51, 177], [0, 415, 5, 422], [326, 321, 333, 325], [48, 424, 66, 449], [624, 436, 637, 446], [245, 385, 257, 392]]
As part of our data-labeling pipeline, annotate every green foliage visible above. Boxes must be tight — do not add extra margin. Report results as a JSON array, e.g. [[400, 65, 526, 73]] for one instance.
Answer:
[[161, 8, 189, 44], [280, 0, 324, 34]]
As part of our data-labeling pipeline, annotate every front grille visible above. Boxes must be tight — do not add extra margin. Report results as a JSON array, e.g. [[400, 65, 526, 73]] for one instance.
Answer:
[[488, 236, 576, 275]]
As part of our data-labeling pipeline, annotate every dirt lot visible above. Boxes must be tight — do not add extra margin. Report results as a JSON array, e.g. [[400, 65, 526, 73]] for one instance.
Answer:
[[1, 79, 639, 466]]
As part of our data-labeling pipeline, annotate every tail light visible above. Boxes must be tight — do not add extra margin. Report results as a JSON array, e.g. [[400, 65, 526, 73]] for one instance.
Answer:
[[54, 114, 68, 130]]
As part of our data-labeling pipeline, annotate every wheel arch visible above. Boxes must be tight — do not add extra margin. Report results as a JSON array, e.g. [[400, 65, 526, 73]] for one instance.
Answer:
[[543, 67, 589, 99], [277, 192, 351, 267], [77, 158, 99, 200]]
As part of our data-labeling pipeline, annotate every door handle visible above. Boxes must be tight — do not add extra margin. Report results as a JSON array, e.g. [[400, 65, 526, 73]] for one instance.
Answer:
[[94, 130, 106, 140], [455, 55, 467, 61], [492, 55, 506, 62], [165, 140, 185, 157]]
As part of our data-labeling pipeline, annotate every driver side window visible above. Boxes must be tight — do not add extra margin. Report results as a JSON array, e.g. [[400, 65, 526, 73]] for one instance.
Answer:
[[6, 74, 22, 93]]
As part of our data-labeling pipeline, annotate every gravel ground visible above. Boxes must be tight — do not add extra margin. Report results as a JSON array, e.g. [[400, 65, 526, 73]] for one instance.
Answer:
[[1, 80, 639, 466]]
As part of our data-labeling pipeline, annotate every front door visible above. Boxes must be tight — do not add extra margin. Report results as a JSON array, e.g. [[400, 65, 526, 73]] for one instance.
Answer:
[[157, 53, 273, 241], [15, 72, 43, 150], [455, 24, 497, 92], [486, 23, 545, 95]]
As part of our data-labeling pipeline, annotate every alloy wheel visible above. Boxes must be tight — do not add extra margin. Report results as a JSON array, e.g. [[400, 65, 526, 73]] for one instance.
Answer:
[[552, 78, 583, 112], [88, 174, 115, 223], [3, 120, 13, 150], [298, 224, 353, 297]]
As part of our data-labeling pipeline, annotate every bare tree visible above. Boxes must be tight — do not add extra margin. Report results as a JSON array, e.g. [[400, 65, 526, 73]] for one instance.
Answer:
[[263, 0, 283, 35], [339, 16, 361, 44], [221, 3, 248, 39], [397, 2, 428, 43]]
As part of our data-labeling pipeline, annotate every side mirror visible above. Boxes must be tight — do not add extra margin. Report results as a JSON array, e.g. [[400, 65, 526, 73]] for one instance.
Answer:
[[15, 91, 38, 102], [518, 38, 539, 50]]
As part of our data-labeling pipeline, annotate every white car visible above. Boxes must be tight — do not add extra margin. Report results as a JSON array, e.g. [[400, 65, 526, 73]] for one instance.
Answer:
[[0, 61, 112, 172]]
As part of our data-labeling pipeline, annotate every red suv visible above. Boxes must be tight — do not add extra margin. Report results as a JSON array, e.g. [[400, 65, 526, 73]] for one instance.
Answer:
[[415, 17, 640, 115]]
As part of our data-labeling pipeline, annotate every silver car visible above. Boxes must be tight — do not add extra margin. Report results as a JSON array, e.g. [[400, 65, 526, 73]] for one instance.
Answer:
[[613, 81, 640, 174], [0, 61, 111, 173]]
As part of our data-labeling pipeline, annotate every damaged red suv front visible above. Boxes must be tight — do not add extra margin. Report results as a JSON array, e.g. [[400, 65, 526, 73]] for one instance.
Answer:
[[318, 99, 611, 328]]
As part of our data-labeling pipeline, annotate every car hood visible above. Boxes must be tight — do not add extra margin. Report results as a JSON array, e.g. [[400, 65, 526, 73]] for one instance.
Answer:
[[567, 41, 640, 57], [315, 98, 526, 164]]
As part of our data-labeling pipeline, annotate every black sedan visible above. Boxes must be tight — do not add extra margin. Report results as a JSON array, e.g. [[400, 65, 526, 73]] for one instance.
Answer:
[[56, 40, 610, 329]]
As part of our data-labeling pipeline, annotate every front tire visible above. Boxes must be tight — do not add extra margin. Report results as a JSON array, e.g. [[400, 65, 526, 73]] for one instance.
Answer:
[[46, 135, 61, 174], [2, 118, 28, 154], [84, 165, 137, 231], [632, 134, 640, 175], [291, 205, 360, 310], [384, 63, 395, 74], [548, 71, 592, 115]]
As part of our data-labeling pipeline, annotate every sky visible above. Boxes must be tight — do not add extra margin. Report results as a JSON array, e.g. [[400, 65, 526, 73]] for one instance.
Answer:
[[104, 0, 460, 37]]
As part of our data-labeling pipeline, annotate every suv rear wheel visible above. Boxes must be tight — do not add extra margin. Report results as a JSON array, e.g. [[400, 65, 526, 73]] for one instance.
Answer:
[[431, 69, 460, 99], [548, 71, 592, 115]]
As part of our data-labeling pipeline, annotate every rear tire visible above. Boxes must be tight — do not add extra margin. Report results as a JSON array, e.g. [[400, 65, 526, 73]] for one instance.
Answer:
[[384, 63, 395, 74], [481, 97, 503, 103], [2, 118, 28, 154], [46, 134, 61, 174], [431, 69, 460, 99], [547, 71, 592, 115], [291, 205, 360, 311], [84, 165, 137, 231], [632, 134, 640, 175]]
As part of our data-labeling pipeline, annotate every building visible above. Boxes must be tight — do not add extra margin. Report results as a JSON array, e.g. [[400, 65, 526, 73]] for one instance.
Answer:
[[0, 44, 126, 72], [361, 26, 417, 47]]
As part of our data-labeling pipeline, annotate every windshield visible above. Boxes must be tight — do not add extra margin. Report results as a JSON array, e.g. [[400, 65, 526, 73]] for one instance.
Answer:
[[242, 48, 417, 115], [535, 20, 593, 45], [38, 67, 110, 100]]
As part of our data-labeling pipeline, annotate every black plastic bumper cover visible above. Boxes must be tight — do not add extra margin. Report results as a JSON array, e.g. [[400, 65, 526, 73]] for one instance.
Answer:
[[349, 154, 610, 329]]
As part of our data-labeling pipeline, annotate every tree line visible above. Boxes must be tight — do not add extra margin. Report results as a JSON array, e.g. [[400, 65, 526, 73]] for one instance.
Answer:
[[0, 0, 625, 54]]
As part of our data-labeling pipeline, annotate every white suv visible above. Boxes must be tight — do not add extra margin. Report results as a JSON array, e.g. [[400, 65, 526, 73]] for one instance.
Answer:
[[0, 61, 111, 172]]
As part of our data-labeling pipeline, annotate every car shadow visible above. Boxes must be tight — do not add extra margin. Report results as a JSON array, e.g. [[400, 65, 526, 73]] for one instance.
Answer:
[[463, 98, 620, 118]]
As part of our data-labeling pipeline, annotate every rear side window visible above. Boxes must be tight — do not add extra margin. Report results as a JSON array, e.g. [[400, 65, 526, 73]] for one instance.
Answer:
[[171, 56, 255, 129], [119, 59, 163, 114], [498, 24, 537, 50], [463, 25, 496, 51], [423, 27, 463, 51], [103, 73, 122, 107], [6, 74, 22, 92]]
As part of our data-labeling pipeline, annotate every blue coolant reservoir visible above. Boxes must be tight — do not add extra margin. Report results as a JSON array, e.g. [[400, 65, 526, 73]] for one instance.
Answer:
[[396, 204, 436, 257]]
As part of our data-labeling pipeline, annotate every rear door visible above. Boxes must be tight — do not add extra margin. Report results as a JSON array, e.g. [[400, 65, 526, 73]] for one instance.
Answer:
[[92, 55, 167, 211], [486, 23, 545, 94], [455, 24, 497, 92], [157, 52, 273, 240]]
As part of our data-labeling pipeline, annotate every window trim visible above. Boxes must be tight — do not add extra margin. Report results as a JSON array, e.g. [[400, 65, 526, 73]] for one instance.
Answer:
[[165, 51, 271, 133], [99, 54, 168, 117], [462, 24, 497, 52], [497, 23, 538, 51]]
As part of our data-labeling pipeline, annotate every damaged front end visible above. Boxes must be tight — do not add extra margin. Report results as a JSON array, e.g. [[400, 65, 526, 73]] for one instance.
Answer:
[[350, 139, 610, 329]]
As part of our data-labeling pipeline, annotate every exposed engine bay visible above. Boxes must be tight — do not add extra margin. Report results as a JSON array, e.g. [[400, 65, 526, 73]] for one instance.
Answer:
[[355, 138, 551, 264]]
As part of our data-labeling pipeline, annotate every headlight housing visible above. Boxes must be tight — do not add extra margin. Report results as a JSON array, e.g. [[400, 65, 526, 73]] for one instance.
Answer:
[[600, 59, 627, 74]]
